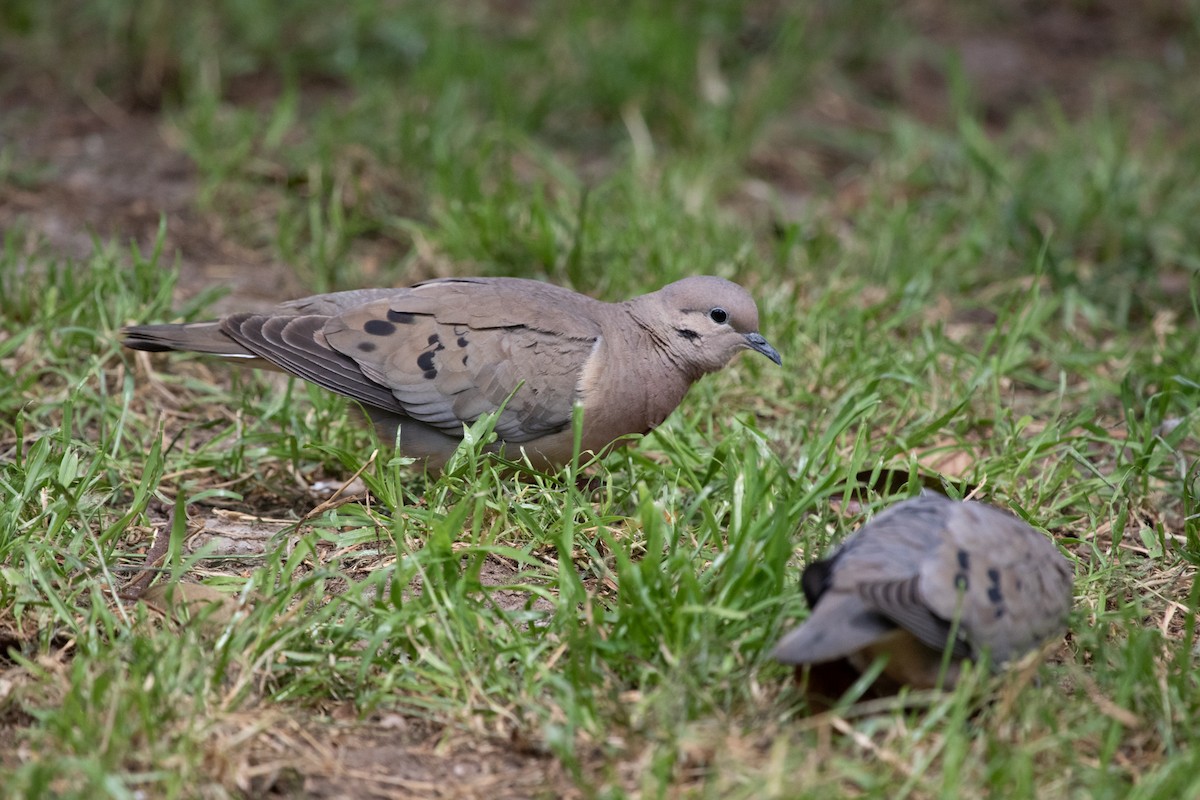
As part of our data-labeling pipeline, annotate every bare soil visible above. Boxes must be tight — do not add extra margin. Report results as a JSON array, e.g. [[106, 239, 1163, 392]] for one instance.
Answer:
[[0, 101, 303, 314], [227, 711, 575, 800]]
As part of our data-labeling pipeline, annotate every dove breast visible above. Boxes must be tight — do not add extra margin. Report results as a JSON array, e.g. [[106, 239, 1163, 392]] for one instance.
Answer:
[[773, 493, 1074, 690]]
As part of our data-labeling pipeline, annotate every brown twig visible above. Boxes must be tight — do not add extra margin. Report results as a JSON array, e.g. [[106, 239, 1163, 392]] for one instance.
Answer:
[[120, 504, 178, 600]]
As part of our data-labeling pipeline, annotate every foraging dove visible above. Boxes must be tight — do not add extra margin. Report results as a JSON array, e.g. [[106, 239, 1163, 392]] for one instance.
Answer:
[[123, 275, 781, 473], [773, 493, 1073, 692]]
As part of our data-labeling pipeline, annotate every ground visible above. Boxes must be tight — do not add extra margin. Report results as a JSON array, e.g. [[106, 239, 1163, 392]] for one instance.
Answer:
[[2, 1, 1199, 798]]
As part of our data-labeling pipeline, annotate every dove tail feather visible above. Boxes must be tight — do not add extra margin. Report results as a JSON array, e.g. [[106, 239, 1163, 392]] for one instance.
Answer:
[[122, 322, 256, 358]]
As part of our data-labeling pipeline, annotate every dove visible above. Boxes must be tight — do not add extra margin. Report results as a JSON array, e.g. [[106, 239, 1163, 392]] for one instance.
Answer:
[[123, 275, 781, 474], [773, 493, 1073, 695]]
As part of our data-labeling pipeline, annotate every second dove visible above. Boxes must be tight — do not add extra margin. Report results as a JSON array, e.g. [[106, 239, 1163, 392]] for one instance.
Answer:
[[773, 493, 1074, 692]]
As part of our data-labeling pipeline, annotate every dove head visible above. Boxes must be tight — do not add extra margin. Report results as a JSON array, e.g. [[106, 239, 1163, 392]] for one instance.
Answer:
[[642, 276, 782, 374]]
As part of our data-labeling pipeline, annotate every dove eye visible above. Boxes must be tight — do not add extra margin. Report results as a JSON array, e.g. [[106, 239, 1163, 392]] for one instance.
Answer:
[[709, 307, 728, 324]]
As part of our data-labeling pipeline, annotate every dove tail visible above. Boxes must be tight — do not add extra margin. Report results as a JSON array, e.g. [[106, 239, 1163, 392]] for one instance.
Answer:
[[122, 322, 254, 358]]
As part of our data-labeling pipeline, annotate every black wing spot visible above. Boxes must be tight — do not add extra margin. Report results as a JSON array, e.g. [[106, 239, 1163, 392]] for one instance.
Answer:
[[357, 341, 377, 353], [676, 328, 700, 342], [428, 333, 440, 346], [986, 567, 1003, 604], [457, 336, 468, 348], [417, 351, 437, 374], [388, 310, 417, 324], [462, 355, 469, 366], [364, 319, 397, 336], [954, 549, 971, 590]]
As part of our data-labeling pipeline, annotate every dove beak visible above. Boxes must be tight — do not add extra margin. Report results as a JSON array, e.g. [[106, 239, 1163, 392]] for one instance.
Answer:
[[744, 333, 782, 366]]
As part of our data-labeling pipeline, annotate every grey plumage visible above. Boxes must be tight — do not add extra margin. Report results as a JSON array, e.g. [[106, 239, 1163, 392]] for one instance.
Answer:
[[124, 275, 781, 474], [773, 493, 1074, 690]]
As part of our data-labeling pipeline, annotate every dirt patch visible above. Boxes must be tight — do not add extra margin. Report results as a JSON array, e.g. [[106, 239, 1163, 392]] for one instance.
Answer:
[[232, 712, 577, 800], [0, 704, 584, 799], [897, 0, 1188, 127], [0, 99, 303, 314]]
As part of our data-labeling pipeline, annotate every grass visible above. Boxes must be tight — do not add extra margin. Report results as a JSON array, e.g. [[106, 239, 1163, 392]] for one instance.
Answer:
[[2, 1, 1200, 797]]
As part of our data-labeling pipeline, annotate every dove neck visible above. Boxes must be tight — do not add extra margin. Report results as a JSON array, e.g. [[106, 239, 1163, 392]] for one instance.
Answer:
[[622, 299, 707, 383]]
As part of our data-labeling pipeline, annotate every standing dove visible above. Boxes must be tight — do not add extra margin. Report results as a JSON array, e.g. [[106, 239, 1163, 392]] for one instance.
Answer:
[[123, 275, 781, 473], [773, 493, 1073, 695]]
